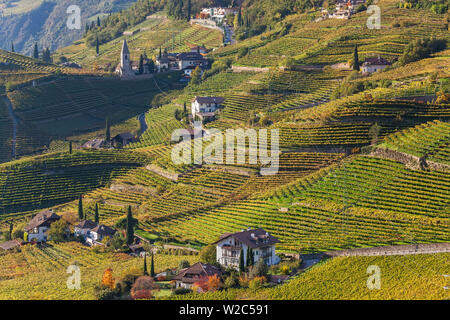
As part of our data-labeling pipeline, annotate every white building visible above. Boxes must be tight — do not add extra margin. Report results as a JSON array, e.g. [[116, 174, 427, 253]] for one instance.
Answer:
[[75, 220, 116, 245], [191, 96, 224, 116], [361, 56, 391, 74], [176, 52, 207, 70], [215, 228, 280, 268], [86, 224, 116, 245], [25, 210, 61, 242], [74, 220, 98, 238]]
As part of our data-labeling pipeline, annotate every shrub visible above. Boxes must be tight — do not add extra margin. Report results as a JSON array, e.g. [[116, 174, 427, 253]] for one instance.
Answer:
[[174, 287, 192, 295]]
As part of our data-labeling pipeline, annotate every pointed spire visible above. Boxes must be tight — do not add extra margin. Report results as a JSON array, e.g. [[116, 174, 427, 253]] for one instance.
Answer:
[[121, 39, 130, 55]]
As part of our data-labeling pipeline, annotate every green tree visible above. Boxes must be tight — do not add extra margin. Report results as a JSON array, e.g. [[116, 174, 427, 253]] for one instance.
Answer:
[[33, 43, 39, 59], [239, 248, 245, 273], [11, 42, 14, 53], [78, 195, 84, 220], [139, 54, 144, 74], [105, 118, 111, 142], [187, 0, 192, 21], [126, 206, 134, 245], [97, 16, 101, 27], [199, 245, 216, 264], [94, 203, 99, 223], [353, 45, 360, 71], [96, 36, 100, 55], [150, 251, 155, 277], [189, 66, 202, 85], [47, 220, 69, 243], [143, 253, 149, 276], [249, 258, 268, 279], [246, 248, 252, 267], [69, 141, 73, 154]]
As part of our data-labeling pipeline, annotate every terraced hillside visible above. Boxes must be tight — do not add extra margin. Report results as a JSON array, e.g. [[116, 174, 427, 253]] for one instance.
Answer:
[[179, 253, 450, 300], [0, 241, 198, 299]]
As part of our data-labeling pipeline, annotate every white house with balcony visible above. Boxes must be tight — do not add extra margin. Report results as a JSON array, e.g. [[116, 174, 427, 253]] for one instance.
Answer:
[[191, 96, 224, 118], [25, 210, 61, 242], [214, 228, 280, 268]]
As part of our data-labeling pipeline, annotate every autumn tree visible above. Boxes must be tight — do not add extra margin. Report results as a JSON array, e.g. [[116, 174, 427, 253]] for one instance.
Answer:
[[101, 268, 115, 289]]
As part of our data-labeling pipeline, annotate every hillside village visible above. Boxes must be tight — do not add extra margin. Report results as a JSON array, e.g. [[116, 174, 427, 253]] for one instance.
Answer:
[[0, 0, 449, 301]]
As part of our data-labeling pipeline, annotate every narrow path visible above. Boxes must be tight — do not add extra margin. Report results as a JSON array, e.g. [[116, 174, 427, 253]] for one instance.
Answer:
[[138, 112, 148, 134], [3, 95, 18, 159]]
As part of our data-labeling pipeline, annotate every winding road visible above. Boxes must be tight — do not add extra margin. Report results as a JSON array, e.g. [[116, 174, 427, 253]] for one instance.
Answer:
[[3, 95, 18, 159]]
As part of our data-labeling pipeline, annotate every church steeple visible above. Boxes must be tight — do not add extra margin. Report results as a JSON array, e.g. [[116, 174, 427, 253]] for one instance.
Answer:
[[120, 39, 131, 69]]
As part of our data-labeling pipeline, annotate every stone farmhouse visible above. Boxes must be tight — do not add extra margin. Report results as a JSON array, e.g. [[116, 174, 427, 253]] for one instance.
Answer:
[[215, 228, 280, 268], [173, 262, 222, 291], [25, 210, 61, 242], [361, 56, 392, 74]]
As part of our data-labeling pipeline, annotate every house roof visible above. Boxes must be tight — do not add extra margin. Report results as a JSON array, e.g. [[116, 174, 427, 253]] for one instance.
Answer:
[[177, 52, 205, 61], [81, 138, 104, 149], [25, 210, 60, 232], [75, 220, 98, 230], [194, 96, 225, 104], [172, 262, 222, 283], [215, 228, 280, 249], [363, 56, 391, 66], [91, 224, 116, 237], [0, 240, 21, 251]]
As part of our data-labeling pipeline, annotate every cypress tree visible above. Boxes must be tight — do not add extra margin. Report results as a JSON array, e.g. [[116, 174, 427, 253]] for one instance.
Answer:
[[237, 6, 243, 27], [11, 42, 14, 53], [96, 37, 99, 55], [353, 45, 360, 71], [126, 206, 134, 245], [94, 203, 99, 223], [139, 54, 144, 74], [9, 223, 13, 240], [150, 251, 155, 277], [105, 118, 110, 142], [239, 248, 245, 272], [33, 43, 39, 59], [246, 248, 251, 267], [78, 195, 84, 220], [187, 0, 191, 21], [97, 16, 101, 27], [250, 249, 255, 266], [143, 253, 148, 275], [69, 141, 72, 154]]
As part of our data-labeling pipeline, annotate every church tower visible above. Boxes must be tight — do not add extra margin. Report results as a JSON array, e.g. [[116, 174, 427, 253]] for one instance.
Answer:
[[117, 39, 133, 78]]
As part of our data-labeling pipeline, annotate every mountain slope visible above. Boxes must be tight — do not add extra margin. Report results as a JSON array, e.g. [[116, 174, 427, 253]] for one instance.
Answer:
[[0, 0, 136, 55]]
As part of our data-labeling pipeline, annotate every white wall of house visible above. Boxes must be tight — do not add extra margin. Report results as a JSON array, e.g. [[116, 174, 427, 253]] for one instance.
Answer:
[[28, 226, 49, 242], [191, 101, 219, 115], [362, 64, 388, 74], [216, 237, 280, 268]]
